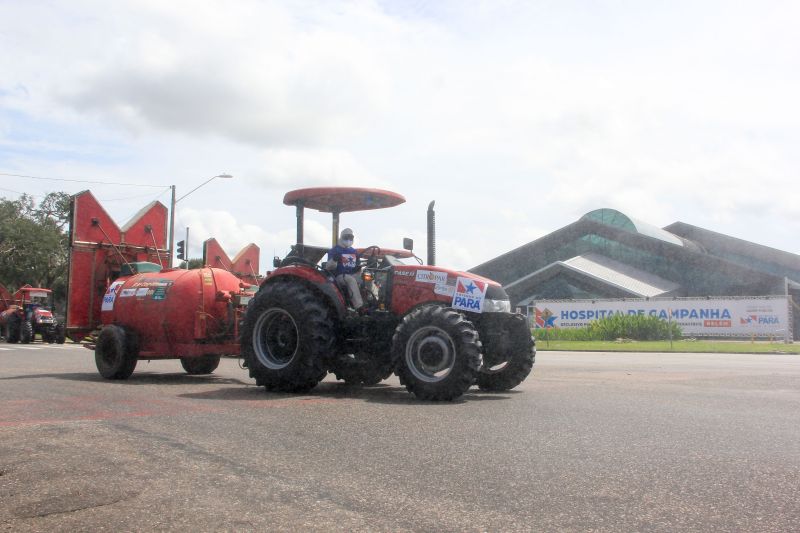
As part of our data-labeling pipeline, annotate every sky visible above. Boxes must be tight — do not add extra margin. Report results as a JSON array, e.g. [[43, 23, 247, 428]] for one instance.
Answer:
[[1, 0, 799, 273]]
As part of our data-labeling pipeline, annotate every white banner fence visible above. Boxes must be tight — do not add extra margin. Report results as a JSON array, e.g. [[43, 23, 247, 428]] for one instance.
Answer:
[[526, 296, 792, 342]]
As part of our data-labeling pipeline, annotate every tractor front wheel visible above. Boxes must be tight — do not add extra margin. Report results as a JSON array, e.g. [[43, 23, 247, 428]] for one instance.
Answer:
[[180, 355, 221, 375], [393, 305, 482, 401], [20, 321, 33, 344], [476, 314, 535, 391], [95, 325, 139, 379], [241, 282, 333, 393]]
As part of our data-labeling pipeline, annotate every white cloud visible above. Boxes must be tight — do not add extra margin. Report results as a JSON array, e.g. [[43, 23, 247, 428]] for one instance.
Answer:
[[1, 0, 799, 272], [50, 1, 394, 147], [247, 148, 388, 189], [178, 207, 330, 272]]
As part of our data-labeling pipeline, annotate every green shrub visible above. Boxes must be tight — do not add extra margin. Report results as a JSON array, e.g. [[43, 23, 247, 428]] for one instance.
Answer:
[[535, 314, 682, 341]]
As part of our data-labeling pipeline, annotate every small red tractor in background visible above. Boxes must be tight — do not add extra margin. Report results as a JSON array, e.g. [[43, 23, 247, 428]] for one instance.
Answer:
[[0, 284, 66, 344], [240, 187, 535, 401]]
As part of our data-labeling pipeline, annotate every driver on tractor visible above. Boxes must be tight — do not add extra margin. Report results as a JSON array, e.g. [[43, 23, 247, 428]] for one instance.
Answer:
[[325, 227, 365, 312]]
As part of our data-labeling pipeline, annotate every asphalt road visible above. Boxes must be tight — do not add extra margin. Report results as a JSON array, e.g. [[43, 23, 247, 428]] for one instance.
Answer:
[[1, 343, 799, 532]]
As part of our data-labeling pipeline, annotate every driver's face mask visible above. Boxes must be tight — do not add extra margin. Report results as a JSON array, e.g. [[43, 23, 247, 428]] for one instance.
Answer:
[[342, 238, 354, 247]]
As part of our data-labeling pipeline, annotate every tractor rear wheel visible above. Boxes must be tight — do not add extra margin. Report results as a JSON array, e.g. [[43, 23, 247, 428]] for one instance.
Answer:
[[95, 325, 139, 379], [180, 355, 221, 375], [20, 321, 33, 344], [476, 314, 535, 391], [55, 324, 66, 344], [393, 305, 482, 401], [5, 315, 20, 343], [241, 282, 332, 393]]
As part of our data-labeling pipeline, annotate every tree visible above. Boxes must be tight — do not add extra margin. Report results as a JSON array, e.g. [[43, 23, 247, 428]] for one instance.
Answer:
[[0, 193, 70, 307], [179, 258, 205, 269]]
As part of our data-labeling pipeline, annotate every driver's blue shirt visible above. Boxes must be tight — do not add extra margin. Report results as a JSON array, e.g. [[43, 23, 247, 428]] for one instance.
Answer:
[[327, 245, 359, 275]]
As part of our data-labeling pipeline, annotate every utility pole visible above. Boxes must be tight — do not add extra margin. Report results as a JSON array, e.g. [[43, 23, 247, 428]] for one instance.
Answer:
[[168, 175, 232, 270], [168, 185, 176, 268], [185, 227, 190, 269]]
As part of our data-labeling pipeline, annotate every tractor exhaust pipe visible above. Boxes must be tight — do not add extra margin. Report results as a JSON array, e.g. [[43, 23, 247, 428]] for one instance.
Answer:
[[427, 201, 436, 266]]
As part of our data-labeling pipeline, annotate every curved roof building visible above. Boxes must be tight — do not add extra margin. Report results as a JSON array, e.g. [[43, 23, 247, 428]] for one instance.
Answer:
[[470, 208, 800, 316]]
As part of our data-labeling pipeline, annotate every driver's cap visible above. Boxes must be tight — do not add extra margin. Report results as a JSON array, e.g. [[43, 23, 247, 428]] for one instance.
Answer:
[[340, 228, 354, 239]]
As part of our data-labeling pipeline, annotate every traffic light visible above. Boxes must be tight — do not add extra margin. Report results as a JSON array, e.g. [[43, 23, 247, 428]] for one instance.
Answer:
[[176, 240, 185, 260]]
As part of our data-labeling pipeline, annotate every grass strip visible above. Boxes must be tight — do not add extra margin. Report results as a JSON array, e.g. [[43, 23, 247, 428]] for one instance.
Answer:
[[535, 339, 800, 353]]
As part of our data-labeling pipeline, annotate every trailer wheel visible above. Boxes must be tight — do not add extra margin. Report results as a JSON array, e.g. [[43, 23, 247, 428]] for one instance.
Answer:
[[241, 282, 332, 392], [476, 314, 535, 391], [393, 305, 482, 401], [180, 355, 221, 375], [20, 321, 33, 344], [95, 325, 139, 379]]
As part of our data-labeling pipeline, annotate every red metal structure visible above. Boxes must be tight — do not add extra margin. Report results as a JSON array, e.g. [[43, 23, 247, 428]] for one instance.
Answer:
[[202, 238, 261, 285], [67, 190, 169, 342], [240, 187, 536, 401]]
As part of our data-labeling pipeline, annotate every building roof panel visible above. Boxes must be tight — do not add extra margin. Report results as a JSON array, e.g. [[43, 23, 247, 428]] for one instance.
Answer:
[[561, 253, 681, 297]]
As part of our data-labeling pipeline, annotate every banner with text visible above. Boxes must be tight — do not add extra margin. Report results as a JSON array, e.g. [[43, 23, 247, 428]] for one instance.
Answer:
[[530, 296, 790, 338]]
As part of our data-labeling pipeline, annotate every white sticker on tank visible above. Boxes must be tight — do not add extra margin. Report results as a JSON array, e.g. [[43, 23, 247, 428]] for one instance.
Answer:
[[135, 287, 149, 297], [119, 288, 136, 298], [101, 281, 125, 311]]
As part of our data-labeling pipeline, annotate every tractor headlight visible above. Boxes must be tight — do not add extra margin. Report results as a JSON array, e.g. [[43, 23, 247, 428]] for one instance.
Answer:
[[483, 299, 511, 313]]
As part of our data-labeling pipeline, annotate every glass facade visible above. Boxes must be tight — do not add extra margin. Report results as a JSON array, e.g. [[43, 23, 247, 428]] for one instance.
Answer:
[[472, 210, 793, 303]]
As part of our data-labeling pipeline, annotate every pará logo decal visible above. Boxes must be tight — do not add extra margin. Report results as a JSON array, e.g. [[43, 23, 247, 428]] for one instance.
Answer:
[[451, 277, 488, 313], [101, 280, 125, 311], [341, 253, 357, 269]]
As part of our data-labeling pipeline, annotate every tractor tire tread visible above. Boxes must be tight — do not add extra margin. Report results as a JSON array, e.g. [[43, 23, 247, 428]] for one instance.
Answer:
[[393, 305, 481, 401], [241, 281, 332, 393], [476, 314, 535, 391]]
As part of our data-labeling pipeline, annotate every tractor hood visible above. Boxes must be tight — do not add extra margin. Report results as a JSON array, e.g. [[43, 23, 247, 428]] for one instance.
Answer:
[[33, 308, 55, 324], [391, 264, 511, 314]]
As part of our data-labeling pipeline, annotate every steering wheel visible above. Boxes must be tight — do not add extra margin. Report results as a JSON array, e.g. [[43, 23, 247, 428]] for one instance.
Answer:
[[360, 246, 382, 269]]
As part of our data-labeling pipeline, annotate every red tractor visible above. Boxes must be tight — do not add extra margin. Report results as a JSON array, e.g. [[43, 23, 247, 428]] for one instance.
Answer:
[[0, 285, 66, 344], [240, 187, 535, 401]]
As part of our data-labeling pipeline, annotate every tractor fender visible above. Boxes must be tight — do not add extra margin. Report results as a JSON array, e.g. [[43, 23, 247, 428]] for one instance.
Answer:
[[261, 268, 347, 321]]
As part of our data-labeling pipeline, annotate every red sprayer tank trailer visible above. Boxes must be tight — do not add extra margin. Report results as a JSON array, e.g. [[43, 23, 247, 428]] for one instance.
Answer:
[[66, 190, 256, 376], [70, 187, 535, 401]]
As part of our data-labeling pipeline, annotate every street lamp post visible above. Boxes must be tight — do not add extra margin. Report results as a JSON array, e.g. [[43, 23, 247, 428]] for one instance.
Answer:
[[168, 174, 233, 267]]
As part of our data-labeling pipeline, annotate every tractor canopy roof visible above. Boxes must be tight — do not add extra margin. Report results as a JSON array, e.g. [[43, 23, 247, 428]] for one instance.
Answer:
[[18, 287, 51, 295], [14, 287, 52, 305], [283, 187, 406, 213], [358, 247, 414, 259]]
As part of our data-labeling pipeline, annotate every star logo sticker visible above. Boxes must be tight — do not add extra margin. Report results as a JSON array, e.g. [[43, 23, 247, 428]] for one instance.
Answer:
[[464, 282, 477, 294]]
